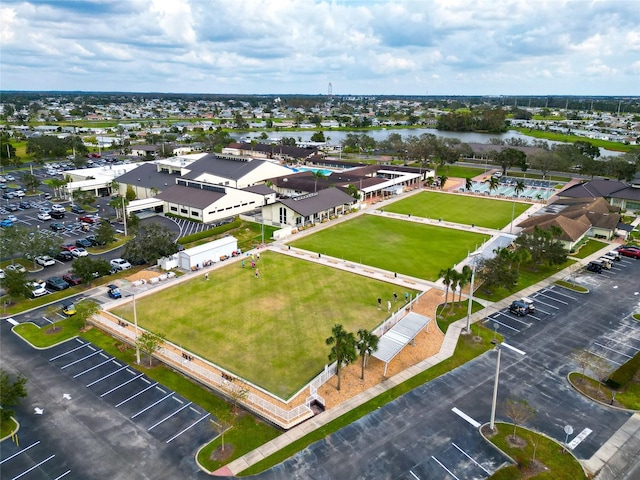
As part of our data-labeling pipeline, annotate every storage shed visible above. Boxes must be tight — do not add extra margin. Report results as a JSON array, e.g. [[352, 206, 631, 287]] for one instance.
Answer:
[[178, 236, 238, 271]]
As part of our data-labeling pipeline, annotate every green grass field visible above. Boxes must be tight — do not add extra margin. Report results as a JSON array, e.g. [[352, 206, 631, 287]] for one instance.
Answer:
[[111, 252, 411, 399], [439, 165, 485, 178], [291, 215, 489, 280], [382, 191, 531, 229]]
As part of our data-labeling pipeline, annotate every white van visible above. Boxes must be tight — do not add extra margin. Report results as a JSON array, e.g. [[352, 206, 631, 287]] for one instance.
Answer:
[[603, 251, 620, 262]]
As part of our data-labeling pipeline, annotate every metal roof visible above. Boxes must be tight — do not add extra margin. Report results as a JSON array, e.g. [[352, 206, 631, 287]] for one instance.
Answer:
[[372, 312, 431, 371]]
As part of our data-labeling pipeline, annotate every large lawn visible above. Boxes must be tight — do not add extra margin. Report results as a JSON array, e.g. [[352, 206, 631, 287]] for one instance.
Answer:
[[382, 191, 531, 229], [291, 215, 489, 280], [111, 252, 409, 399]]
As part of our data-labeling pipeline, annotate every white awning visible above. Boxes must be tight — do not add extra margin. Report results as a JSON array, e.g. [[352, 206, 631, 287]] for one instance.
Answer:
[[372, 311, 431, 375]]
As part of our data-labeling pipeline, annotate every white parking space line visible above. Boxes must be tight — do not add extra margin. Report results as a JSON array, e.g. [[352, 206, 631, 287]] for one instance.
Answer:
[[486, 317, 520, 332], [451, 442, 491, 475], [527, 314, 543, 321], [451, 407, 480, 427], [593, 342, 633, 359], [72, 356, 114, 378], [100, 373, 145, 397], [431, 456, 460, 480], [11, 454, 56, 480], [0, 441, 40, 464], [536, 291, 568, 305], [60, 349, 103, 369], [409, 470, 421, 480], [602, 336, 640, 352], [530, 296, 560, 310], [567, 428, 592, 450], [534, 307, 553, 315], [501, 343, 526, 355], [166, 413, 210, 443], [87, 365, 128, 387], [587, 350, 622, 366], [115, 381, 159, 407], [494, 311, 531, 327], [547, 286, 577, 301], [148, 401, 193, 431], [49, 343, 89, 361], [41, 316, 53, 324], [6, 318, 19, 326], [131, 392, 174, 419], [52, 470, 72, 479]]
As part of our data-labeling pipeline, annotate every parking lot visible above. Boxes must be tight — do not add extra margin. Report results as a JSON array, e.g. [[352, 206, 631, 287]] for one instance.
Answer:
[[0, 328, 215, 480]]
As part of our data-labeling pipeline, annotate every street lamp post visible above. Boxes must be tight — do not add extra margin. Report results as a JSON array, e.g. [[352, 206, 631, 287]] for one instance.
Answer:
[[489, 342, 502, 432], [465, 252, 480, 334], [133, 295, 141, 364]]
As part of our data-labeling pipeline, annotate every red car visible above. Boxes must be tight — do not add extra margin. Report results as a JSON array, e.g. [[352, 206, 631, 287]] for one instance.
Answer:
[[62, 273, 82, 286], [60, 244, 78, 252], [78, 215, 97, 224], [618, 246, 640, 259]]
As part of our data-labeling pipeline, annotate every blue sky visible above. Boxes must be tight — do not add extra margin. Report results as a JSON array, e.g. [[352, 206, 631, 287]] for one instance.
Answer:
[[1, 0, 638, 95]]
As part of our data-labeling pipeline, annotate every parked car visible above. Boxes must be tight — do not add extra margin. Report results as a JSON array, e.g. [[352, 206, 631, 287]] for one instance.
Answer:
[[603, 251, 621, 262], [56, 250, 74, 261], [6, 204, 19, 212], [0, 219, 13, 228], [37, 212, 52, 221], [5, 263, 27, 273], [13, 190, 25, 197], [50, 211, 65, 219], [617, 246, 640, 259], [50, 222, 65, 232], [62, 273, 83, 286], [5, 174, 16, 181], [509, 301, 528, 316], [586, 262, 603, 273], [520, 297, 535, 314], [39, 207, 52, 214], [2, 192, 15, 199], [85, 234, 104, 246], [61, 301, 76, 316], [107, 284, 122, 299], [51, 204, 66, 213], [596, 258, 612, 269], [6, 214, 18, 223], [71, 247, 88, 258], [0, 268, 4, 279], [43, 193, 52, 200], [75, 238, 93, 248], [110, 258, 132, 271], [45, 276, 70, 291], [18, 201, 31, 209], [28, 281, 48, 298], [78, 215, 97, 224], [70, 205, 86, 214], [35, 255, 56, 267], [60, 243, 77, 251]]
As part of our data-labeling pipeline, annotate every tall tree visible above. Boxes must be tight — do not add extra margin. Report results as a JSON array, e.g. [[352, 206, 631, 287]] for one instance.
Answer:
[[514, 180, 526, 198], [465, 177, 473, 192], [326, 324, 357, 391], [356, 329, 379, 380], [515, 226, 567, 270], [438, 267, 456, 309], [123, 223, 178, 264], [74, 300, 101, 328], [457, 265, 472, 302], [136, 331, 167, 366], [503, 398, 537, 439], [0, 369, 28, 422], [485, 176, 500, 194], [21, 172, 41, 192]]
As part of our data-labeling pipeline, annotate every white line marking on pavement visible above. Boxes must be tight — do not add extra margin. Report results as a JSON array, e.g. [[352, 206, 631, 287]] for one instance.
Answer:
[[451, 407, 481, 428], [87, 364, 128, 387], [72, 357, 113, 378], [486, 318, 520, 332], [131, 392, 173, 419], [567, 428, 592, 450], [52, 470, 72, 480], [451, 442, 491, 475], [6, 318, 19, 326], [501, 343, 526, 355], [49, 343, 89, 361], [166, 413, 210, 443], [100, 373, 144, 397], [431, 456, 460, 480], [548, 287, 577, 301], [602, 336, 640, 352], [587, 350, 622, 366], [0, 441, 40, 464], [409, 470, 420, 480], [531, 298, 560, 310], [148, 402, 192, 431], [536, 292, 568, 305], [60, 349, 103, 369], [495, 311, 532, 327], [11, 454, 55, 480], [594, 342, 633, 359], [115, 381, 158, 407]]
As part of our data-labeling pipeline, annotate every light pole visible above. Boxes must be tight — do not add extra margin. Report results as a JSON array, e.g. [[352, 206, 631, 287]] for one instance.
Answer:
[[133, 295, 140, 364], [121, 196, 128, 237], [489, 342, 502, 432], [510, 199, 516, 234], [465, 252, 480, 334]]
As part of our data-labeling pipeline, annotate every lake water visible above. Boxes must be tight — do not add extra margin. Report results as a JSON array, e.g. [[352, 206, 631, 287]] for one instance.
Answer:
[[235, 128, 621, 157]]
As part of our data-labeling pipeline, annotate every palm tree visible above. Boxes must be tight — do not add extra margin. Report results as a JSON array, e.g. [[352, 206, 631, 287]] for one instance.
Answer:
[[465, 177, 473, 192], [326, 324, 357, 391], [312, 171, 327, 193], [356, 329, 380, 380], [438, 267, 456, 310], [438, 175, 448, 190], [457, 265, 472, 303], [485, 176, 500, 195], [514, 179, 526, 198]]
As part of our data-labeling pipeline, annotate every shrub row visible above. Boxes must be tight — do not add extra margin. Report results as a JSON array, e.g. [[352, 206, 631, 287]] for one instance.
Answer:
[[607, 349, 640, 389], [177, 218, 242, 245]]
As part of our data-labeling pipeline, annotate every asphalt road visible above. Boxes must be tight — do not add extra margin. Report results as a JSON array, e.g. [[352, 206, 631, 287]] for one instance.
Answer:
[[2, 257, 639, 479]]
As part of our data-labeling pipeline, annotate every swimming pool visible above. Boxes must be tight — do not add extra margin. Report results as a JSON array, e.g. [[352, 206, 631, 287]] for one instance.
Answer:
[[289, 167, 334, 176], [462, 182, 556, 200]]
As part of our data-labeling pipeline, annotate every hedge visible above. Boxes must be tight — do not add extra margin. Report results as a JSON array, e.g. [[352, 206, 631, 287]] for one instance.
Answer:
[[607, 349, 640, 389], [177, 218, 242, 245]]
